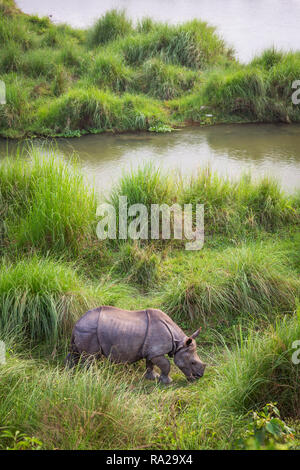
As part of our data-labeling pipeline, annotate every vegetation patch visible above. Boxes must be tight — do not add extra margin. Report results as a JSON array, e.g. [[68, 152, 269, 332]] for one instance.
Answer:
[[162, 243, 300, 325], [3, 4, 299, 137], [0, 147, 97, 255]]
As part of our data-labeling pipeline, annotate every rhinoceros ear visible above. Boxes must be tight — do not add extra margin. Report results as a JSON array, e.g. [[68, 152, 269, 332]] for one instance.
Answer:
[[190, 328, 201, 339], [185, 328, 201, 347]]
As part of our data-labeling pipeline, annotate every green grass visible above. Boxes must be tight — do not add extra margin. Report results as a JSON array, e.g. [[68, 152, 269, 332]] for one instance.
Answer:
[[87, 9, 133, 47], [113, 243, 161, 288], [87, 51, 133, 93], [179, 169, 299, 234], [112, 20, 230, 69], [165, 309, 300, 449], [109, 162, 175, 212], [161, 243, 300, 327], [133, 58, 198, 100], [0, 357, 166, 449], [0, 257, 95, 343]]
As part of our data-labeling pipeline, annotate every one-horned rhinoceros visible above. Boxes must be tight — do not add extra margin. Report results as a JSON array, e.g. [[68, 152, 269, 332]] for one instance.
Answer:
[[65, 306, 206, 383]]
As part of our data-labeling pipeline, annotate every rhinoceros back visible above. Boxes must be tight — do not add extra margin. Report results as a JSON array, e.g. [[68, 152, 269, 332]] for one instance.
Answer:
[[98, 306, 148, 363]]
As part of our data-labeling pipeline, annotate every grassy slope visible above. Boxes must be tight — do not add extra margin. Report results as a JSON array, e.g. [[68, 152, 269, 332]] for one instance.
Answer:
[[1, 3, 300, 138], [0, 150, 299, 449]]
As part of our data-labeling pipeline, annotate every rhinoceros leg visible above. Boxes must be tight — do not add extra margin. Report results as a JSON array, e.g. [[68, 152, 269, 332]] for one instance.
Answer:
[[145, 359, 160, 380], [64, 351, 80, 368], [151, 356, 173, 384]]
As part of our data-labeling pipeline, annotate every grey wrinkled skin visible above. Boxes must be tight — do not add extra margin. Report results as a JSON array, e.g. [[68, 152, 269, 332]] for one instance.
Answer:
[[65, 306, 206, 384]]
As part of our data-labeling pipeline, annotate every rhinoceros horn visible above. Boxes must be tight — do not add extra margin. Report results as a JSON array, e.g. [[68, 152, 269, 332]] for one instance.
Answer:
[[191, 328, 201, 339]]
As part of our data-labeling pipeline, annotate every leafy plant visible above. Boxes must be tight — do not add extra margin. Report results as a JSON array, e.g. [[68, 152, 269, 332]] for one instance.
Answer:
[[236, 403, 295, 450], [0, 429, 43, 450]]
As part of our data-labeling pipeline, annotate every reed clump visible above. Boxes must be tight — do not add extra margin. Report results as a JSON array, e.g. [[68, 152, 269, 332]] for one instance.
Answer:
[[162, 244, 300, 325], [0, 148, 97, 255]]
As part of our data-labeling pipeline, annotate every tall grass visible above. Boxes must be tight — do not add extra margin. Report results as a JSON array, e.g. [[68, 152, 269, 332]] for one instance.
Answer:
[[108, 163, 175, 241], [134, 58, 198, 100], [1, 6, 298, 137], [214, 310, 300, 417], [0, 357, 164, 449], [179, 169, 299, 234], [0, 148, 97, 254], [21, 49, 58, 78], [167, 309, 300, 449], [113, 20, 229, 69], [0, 137, 298, 448], [0, 74, 32, 133], [87, 9, 133, 47], [113, 243, 160, 288], [36, 88, 167, 135], [88, 52, 133, 92], [162, 243, 300, 325], [109, 163, 174, 211], [0, 257, 95, 343]]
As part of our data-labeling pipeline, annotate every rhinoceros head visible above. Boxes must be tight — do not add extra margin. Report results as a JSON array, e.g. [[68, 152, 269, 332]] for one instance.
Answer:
[[174, 329, 206, 381]]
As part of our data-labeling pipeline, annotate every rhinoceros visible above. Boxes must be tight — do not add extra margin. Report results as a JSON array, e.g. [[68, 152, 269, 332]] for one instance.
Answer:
[[65, 306, 206, 383]]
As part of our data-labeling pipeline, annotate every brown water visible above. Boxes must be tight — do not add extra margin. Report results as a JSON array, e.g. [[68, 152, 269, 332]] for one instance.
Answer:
[[16, 0, 300, 62], [1, 124, 300, 195]]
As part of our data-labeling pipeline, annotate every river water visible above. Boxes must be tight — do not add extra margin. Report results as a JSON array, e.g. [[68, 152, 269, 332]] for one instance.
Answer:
[[1, 124, 300, 195]]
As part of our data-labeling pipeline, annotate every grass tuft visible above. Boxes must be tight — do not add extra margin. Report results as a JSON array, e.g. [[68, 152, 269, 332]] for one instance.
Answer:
[[87, 9, 133, 47]]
